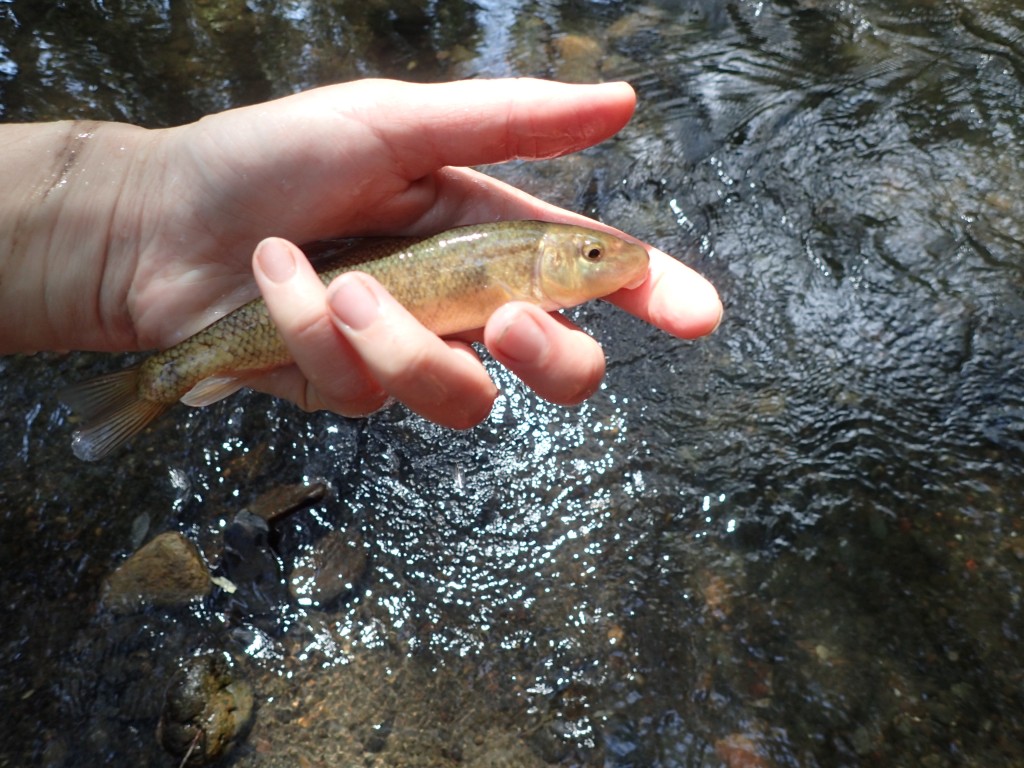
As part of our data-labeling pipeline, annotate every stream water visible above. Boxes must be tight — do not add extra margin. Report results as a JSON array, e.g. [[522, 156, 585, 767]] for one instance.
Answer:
[[2, 1, 1023, 766]]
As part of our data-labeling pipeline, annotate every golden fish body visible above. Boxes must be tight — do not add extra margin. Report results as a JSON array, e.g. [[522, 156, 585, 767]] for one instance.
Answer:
[[63, 220, 650, 460]]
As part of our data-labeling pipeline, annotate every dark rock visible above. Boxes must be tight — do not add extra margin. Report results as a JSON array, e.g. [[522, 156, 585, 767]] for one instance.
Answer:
[[289, 529, 368, 609], [360, 715, 394, 753], [215, 510, 288, 615]]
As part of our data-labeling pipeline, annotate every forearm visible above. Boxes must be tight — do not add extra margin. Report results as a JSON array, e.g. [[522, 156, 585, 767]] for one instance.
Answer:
[[0, 120, 152, 354]]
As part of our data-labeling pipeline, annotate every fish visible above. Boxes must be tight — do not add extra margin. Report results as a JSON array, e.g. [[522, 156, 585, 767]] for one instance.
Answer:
[[62, 220, 650, 461]]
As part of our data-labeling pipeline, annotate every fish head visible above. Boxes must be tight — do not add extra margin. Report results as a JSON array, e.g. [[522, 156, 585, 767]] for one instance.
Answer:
[[537, 225, 650, 308]]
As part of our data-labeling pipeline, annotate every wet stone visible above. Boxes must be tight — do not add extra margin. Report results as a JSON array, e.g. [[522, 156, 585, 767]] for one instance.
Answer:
[[359, 715, 394, 753], [850, 725, 876, 756], [552, 33, 602, 83], [102, 532, 211, 614], [245, 479, 329, 524], [289, 529, 368, 609], [527, 723, 572, 764], [463, 728, 546, 767], [929, 700, 956, 726], [215, 511, 288, 616], [714, 733, 769, 768], [158, 652, 255, 766]]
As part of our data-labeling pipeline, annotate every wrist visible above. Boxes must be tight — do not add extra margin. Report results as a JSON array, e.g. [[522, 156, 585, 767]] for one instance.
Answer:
[[0, 120, 155, 354]]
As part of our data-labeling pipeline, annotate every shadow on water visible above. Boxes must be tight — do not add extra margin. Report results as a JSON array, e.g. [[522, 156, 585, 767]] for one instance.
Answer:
[[1, 0, 1023, 766]]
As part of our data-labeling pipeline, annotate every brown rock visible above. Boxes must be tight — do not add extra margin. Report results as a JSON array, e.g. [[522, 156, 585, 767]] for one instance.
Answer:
[[103, 532, 211, 614], [245, 480, 329, 524], [553, 33, 602, 83], [158, 652, 255, 766]]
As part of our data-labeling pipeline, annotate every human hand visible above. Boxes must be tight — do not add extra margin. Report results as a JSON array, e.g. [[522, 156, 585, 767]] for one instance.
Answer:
[[4, 78, 721, 427], [175, 79, 720, 427]]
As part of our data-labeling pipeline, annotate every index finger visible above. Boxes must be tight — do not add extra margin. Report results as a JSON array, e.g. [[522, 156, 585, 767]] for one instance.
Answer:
[[329, 78, 638, 173], [602, 247, 722, 339]]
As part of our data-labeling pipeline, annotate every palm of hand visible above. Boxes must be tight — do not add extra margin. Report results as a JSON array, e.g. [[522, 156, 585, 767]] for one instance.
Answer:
[[127, 83, 456, 349]]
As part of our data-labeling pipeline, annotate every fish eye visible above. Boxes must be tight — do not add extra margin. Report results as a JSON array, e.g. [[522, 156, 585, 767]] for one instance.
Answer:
[[583, 243, 603, 261]]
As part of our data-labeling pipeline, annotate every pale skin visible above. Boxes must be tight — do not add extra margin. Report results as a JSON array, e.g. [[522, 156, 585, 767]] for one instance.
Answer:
[[0, 78, 722, 428]]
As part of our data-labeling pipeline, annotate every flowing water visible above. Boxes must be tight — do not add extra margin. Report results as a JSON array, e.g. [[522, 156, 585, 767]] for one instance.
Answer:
[[2, 1, 1023, 766]]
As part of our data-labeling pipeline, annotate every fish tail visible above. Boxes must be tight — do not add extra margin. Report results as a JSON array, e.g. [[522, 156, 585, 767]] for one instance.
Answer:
[[60, 367, 171, 461]]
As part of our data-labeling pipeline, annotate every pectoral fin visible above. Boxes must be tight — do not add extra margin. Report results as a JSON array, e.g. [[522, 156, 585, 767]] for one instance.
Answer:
[[180, 376, 247, 407]]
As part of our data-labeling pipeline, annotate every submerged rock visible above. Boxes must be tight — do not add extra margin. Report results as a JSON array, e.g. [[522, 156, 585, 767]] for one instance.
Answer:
[[215, 510, 288, 615], [245, 479, 329, 524], [102, 532, 211, 614], [158, 651, 255, 766], [552, 33, 602, 83], [289, 529, 368, 609]]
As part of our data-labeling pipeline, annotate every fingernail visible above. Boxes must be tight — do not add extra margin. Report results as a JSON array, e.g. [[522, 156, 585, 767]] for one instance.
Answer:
[[495, 309, 548, 364], [255, 238, 296, 283], [328, 274, 380, 331], [710, 303, 725, 334], [696, 281, 725, 335]]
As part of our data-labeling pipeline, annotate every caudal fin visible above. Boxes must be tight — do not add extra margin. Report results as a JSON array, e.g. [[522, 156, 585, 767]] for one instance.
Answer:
[[60, 367, 171, 461]]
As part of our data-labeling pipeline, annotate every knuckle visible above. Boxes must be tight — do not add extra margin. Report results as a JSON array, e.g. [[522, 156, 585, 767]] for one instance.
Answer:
[[283, 313, 331, 349], [304, 380, 388, 417], [384, 345, 436, 391]]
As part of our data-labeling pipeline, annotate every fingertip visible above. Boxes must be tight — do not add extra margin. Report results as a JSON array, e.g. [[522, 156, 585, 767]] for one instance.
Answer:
[[612, 248, 724, 339], [486, 303, 550, 366], [653, 259, 723, 337], [439, 369, 498, 429], [668, 260, 723, 337], [327, 272, 382, 332], [253, 237, 299, 284], [486, 304, 606, 406], [600, 80, 637, 110], [579, 80, 636, 130]]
